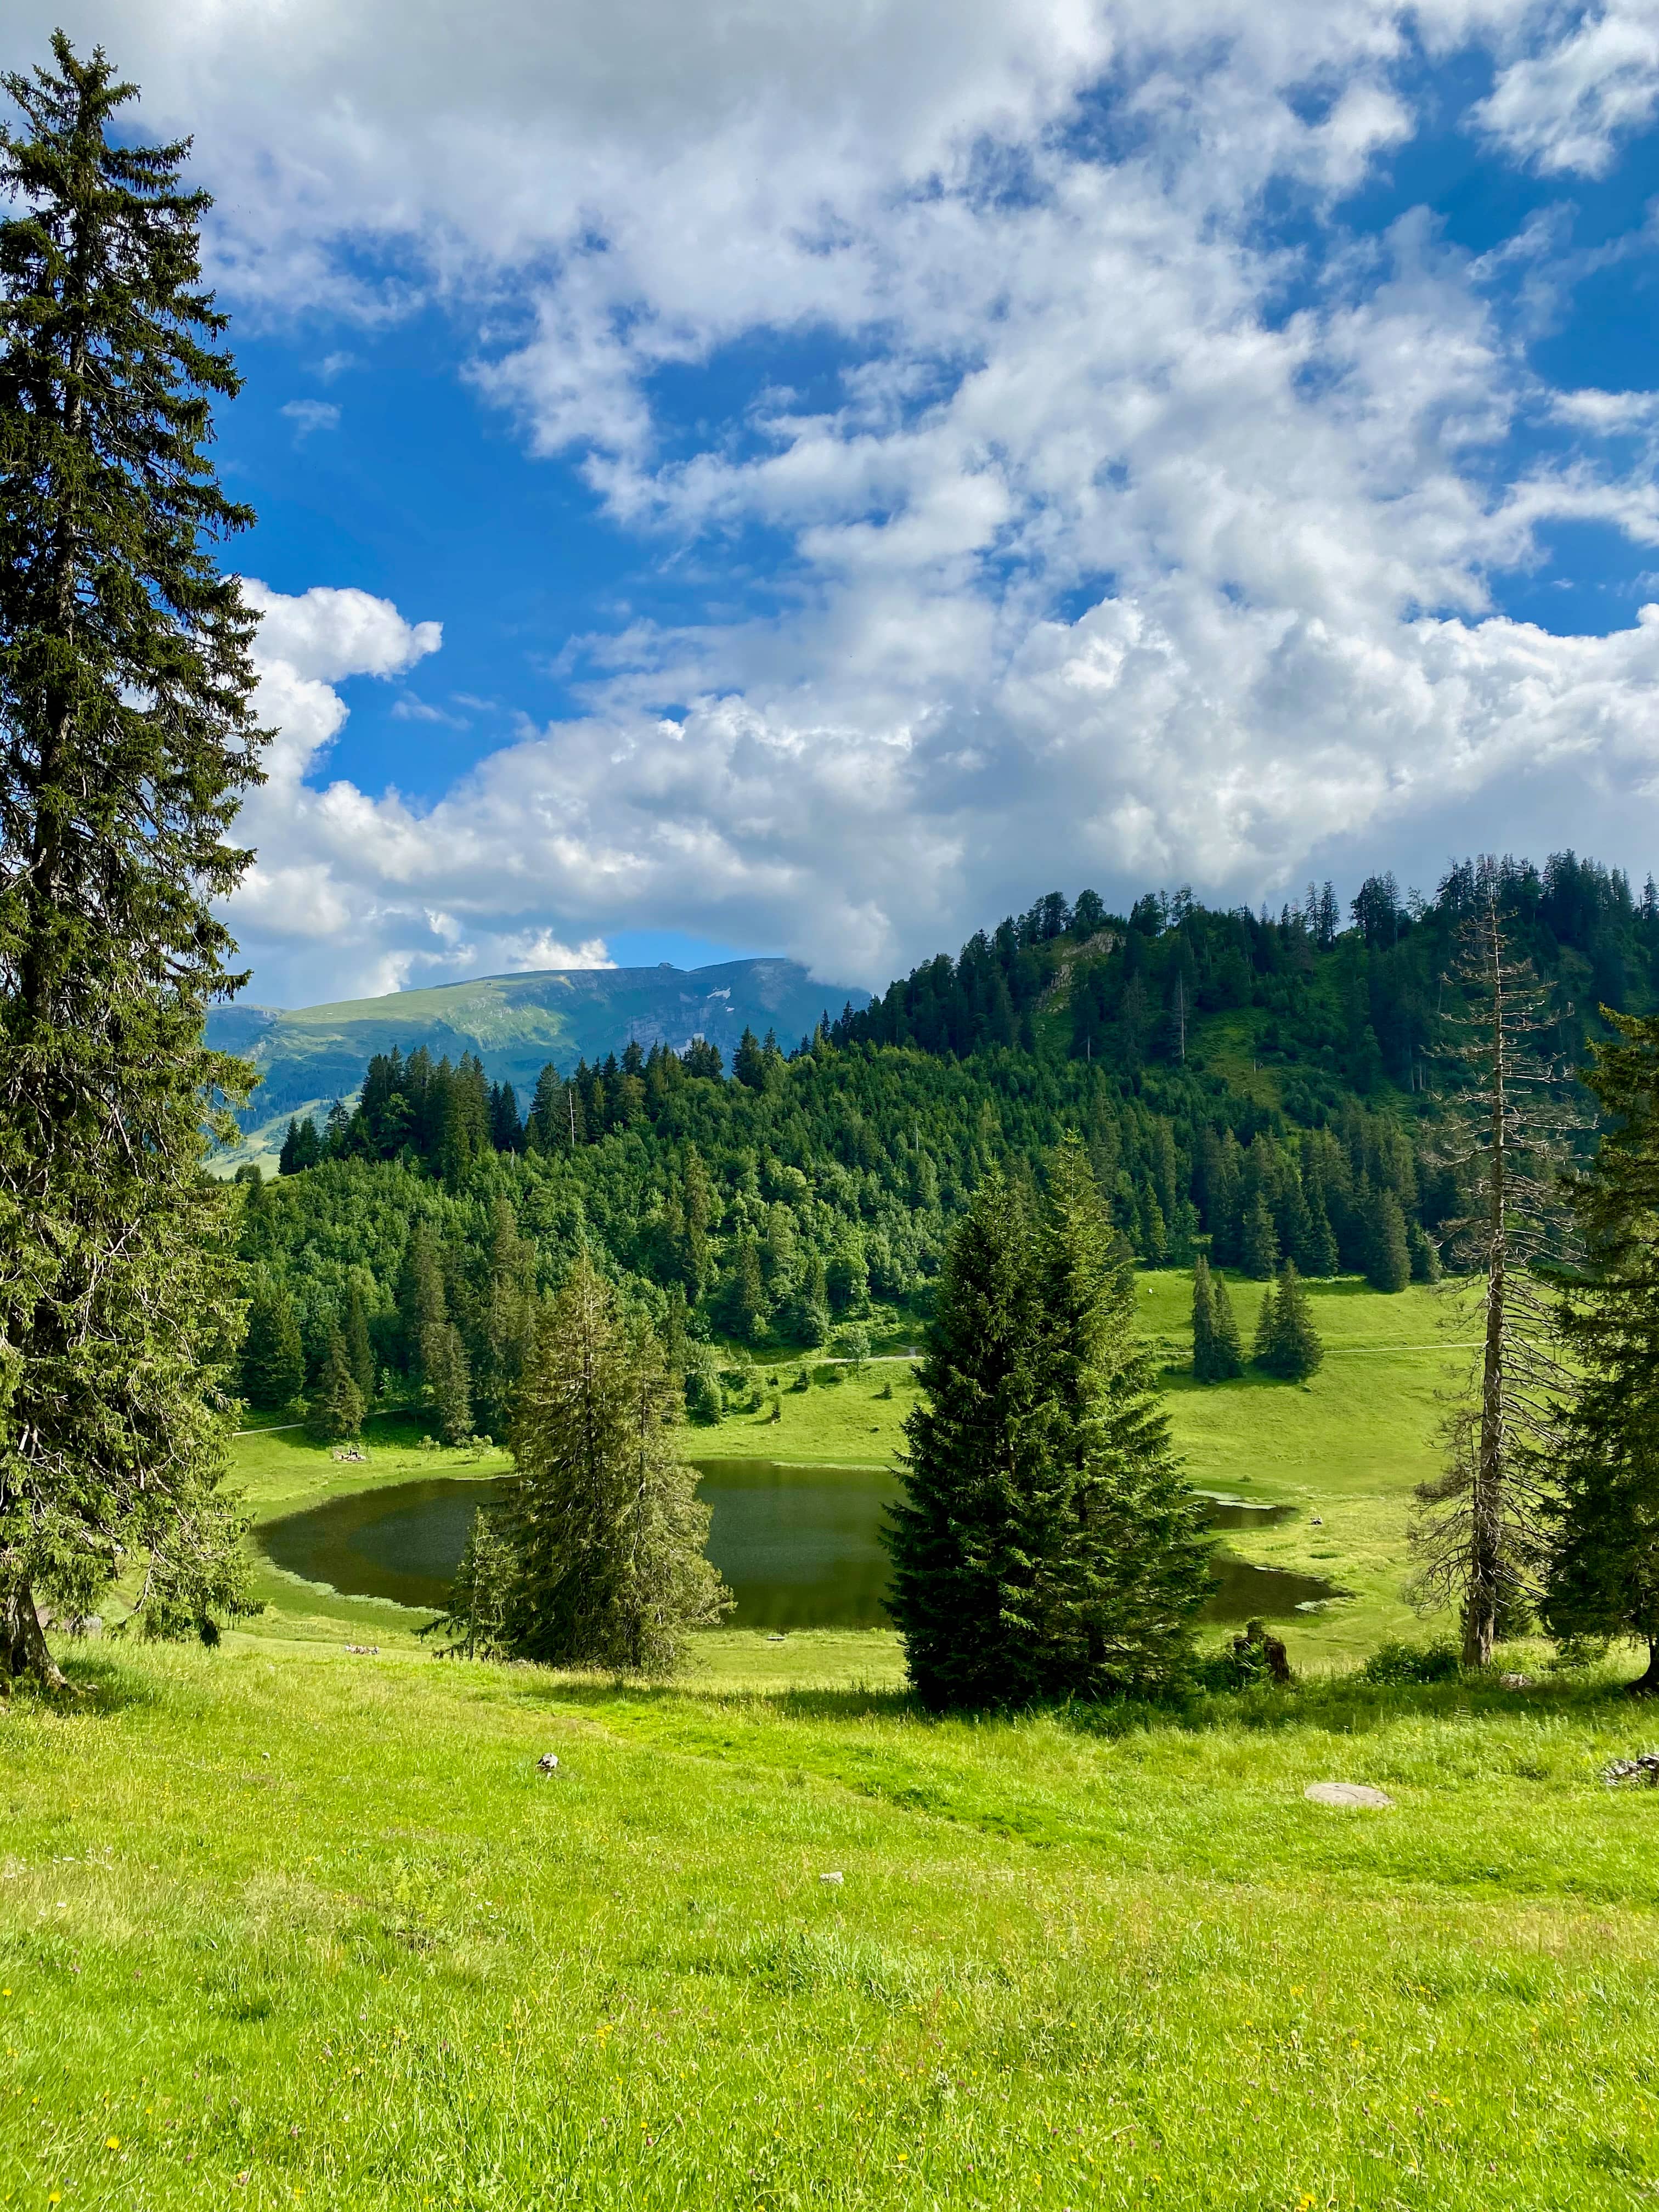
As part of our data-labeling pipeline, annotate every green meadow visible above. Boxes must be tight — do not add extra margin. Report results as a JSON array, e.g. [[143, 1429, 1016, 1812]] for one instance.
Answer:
[[7, 1274, 1657, 2211]]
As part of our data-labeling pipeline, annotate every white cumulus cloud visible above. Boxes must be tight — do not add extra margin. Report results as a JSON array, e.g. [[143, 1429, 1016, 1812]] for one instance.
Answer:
[[11, 2, 1652, 999]]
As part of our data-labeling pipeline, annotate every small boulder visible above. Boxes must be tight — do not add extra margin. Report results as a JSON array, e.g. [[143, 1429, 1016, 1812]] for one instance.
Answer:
[[1499, 1672, 1533, 1690], [1603, 1753, 1659, 1787], [536, 1753, 560, 1776], [1305, 1781, 1393, 1810], [819, 1871, 844, 1884], [342, 1643, 379, 1656]]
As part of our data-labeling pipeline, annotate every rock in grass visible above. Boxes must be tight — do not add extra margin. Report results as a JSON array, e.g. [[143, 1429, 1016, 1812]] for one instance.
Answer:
[[819, 1871, 844, 1884], [1305, 1781, 1393, 1809], [1602, 1753, 1659, 1787], [342, 1644, 379, 1655], [537, 1753, 560, 1776], [1500, 1672, 1533, 1689]]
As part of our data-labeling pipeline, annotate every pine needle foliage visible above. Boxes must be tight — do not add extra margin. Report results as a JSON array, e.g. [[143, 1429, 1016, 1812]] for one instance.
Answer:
[[499, 1256, 730, 1674], [887, 1139, 1210, 1708], [1211, 1269, 1244, 1375], [422, 1505, 515, 1661], [1190, 1255, 1218, 1381], [1410, 867, 1577, 1668], [305, 1330, 364, 1445], [1190, 1254, 1244, 1381], [1543, 1009, 1659, 1691], [1253, 1263, 1323, 1380], [0, 38, 266, 1680]]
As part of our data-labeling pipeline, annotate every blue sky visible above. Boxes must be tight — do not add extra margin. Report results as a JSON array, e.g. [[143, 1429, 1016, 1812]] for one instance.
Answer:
[[13, 0, 1659, 1006]]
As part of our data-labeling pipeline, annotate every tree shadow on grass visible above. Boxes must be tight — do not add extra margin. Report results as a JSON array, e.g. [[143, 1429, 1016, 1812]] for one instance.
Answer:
[[509, 1671, 921, 1727], [5, 1647, 163, 1718], [508, 1656, 1645, 1746]]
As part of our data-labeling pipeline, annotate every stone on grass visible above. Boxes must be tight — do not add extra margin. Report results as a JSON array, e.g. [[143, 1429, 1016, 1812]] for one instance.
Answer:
[[1305, 1781, 1393, 1810], [819, 1871, 844, 1884], [1602, 1753, 1659, 1787], [1499, 1672, 1533, 1690]]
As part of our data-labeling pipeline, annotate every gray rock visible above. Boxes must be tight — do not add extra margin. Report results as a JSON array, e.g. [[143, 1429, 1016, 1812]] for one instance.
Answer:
[[1305, 1781, 1393, 1809], [1499, 1672, 1533, 1689], [819, 1871, 844, 1884]]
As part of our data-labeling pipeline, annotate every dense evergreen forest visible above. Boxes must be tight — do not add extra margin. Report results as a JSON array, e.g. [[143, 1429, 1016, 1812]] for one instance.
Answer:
[[241, 850, 1651, 1426]]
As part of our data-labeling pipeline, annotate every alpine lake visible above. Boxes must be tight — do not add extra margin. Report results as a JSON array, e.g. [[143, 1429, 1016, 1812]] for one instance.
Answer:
[[258, 1462, 1337, 1630]]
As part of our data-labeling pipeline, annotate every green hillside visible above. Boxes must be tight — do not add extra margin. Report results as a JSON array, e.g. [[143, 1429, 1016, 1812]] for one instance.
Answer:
[[209, 957, 867, 1171]]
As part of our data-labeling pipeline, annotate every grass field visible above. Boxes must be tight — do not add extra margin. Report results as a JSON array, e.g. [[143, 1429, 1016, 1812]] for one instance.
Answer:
[[10, 1272, 1655, 2211], [5, 1640, 1658, 2210]]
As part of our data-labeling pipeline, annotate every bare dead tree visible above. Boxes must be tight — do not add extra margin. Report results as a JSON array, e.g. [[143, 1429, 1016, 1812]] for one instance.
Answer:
[[1409, 860, 1581, 1667]]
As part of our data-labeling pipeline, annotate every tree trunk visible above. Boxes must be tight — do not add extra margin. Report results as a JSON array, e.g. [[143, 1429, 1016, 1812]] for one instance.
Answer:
[[1465, 910, 1507, 1671], [1627, 1639, 1659, 1697], [0, 1576, 71, 1693]]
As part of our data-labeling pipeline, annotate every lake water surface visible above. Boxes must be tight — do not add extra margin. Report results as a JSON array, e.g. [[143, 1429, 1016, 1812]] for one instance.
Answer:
[[258, 1463, 1337, 1627]]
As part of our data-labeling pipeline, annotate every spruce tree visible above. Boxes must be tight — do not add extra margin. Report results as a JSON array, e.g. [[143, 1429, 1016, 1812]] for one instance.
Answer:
[[1240, 1190, 1280, 1279], [476, 1197, 535, 1435], [343, 1282, 376, 1406], [306, 1330, 364, 1444], [1364, 1187, 1411, 1292], [1413, 875, 1574, 1666], [1299, 1171, 1340, 1277], [0, 38, 266, 1677], [1543, 1008, 1659, 1691], [1210, 1270, 1244, 1379], [241, 1285, 305, 1411], [423, 1505, 514, 1659], [1255, 1263, 1323, 1381], [887, 1148, 1209, 1708], [1252, 1275, 1278, 1365], [501, 1255, 729, 1672], [1190, 1254, 1218, 1381], [885, 1174, 1040, 1707], [1028, 1137, 1211, 1697], [424, 1323, 474, 1446]]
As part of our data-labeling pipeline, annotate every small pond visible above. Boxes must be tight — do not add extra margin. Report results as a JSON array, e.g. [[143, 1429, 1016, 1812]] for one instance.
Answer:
[[258, 1463, 1336, 1629]]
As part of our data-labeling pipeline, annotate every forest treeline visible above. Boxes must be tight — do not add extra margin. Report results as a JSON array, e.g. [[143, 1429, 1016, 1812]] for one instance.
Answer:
[[831, 851, 1659, 1110], [234, 861, 1645, 1425]]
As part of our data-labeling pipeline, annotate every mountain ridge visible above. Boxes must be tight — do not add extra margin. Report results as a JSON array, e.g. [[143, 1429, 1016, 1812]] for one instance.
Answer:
[[211, 956, 869, 1166]]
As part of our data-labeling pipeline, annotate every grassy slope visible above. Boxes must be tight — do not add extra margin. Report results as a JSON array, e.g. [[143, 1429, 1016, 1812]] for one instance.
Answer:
[[4, 1643, 1656, 2211], [236, 1278, 1467, 1673], [10, 1280, 1657, 2209]]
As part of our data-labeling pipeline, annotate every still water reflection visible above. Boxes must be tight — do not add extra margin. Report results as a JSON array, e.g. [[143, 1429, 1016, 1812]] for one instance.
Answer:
[[258, 1463, 1337, 1628]]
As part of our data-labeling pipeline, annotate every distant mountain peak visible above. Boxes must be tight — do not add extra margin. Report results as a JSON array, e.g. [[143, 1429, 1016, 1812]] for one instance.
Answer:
[[208, 954, 868, 1163]]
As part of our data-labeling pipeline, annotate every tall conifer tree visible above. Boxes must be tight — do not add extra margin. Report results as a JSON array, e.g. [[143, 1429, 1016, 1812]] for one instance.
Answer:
[[1210, 1269, 1244, 1378], [306, 1330, 364, 1444], [1543, 1009, 1659, 1690], [887, 1148, 1209, 1708], [501, 1256, 729, 1673], [885, 1175, 1041, 1707], [1190, 1254, 1218, 1382], [343, 1280, 376, 1405], [0, 40, 264, 1678], [1254, 1262, 1323, 1380], [241, 1285, 304, 1412], [1413, 873, 1574, 1666], [1365, 1187, 1412, 1293]]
